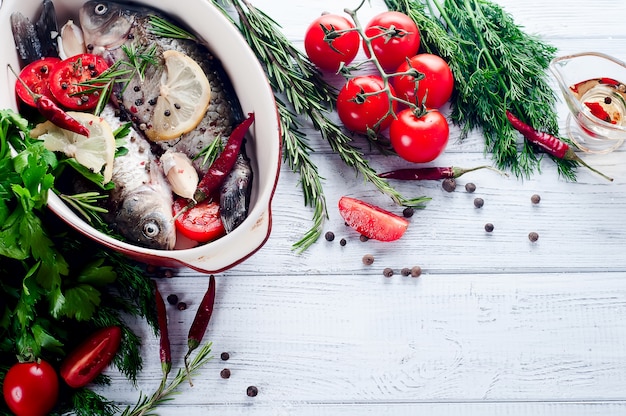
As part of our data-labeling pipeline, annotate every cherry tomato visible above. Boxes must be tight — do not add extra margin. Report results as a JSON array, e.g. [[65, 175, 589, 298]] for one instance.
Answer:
[[3, 360, 59, 416], [14, 57, 61, 107], [173, 199, 226, 243], [389, 108, 450, 163], [60, 326, 122, 388], [392, 53, 454, 109], [336, 75, 397, 133], [363, 11, 420, 71], [48, 53, 109, 110], [304, 14, 360, 72], [338, 196, 409, 242]]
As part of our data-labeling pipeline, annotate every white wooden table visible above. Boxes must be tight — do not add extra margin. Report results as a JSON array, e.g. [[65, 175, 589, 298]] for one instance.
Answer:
[[95, 0, 626, 414]]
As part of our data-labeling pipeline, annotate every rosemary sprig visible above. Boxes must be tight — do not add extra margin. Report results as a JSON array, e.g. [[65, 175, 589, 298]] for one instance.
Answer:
[[120, 342, 213, 416], [219, 0, 429, 250], [57, 191, 108, 224], [384, 0, 577, 180], [149, 15, 197, 41]]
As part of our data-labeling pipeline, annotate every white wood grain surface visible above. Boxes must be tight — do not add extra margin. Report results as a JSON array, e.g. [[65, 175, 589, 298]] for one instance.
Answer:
[[94, 0, 626, 414]]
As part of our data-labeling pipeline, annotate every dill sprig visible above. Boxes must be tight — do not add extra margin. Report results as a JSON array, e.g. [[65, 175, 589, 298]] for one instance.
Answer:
[[219, 0, 429, 251], [385, 0, 577, 180]]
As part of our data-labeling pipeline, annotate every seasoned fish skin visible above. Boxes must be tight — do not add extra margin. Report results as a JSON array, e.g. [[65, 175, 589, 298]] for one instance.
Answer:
[[100, 106, 176, 250], [220, 152, 253, 233]]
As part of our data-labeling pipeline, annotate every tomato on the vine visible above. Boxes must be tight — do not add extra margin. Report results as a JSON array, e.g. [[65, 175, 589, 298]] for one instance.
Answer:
[[336, 75, 397, 133], [363, 11, 420, 71], [3, 360, 59, 416], [389, 108, 449, 163], [304, 14, 360, 72], [392, 53, 454, 109], [173, 198, 226, 243], [14, 57, 61, 107], [60, 326, 122, 388], [338, 196, 409, 242], [48, 53, 109, 110]]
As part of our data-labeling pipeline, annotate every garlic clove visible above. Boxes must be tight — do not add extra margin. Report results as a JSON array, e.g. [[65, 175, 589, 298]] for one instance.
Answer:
[[161, 151, 199, 199], [57, 20, 86, 59]]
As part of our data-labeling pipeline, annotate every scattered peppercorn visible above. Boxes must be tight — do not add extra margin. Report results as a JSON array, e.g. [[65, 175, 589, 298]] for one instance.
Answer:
[[246, 386, 258, 397], [360, 235, 369, 242], [325, 231, 335, 241], [442, 178, 456, 192], [162, 269, 174, 278], [605, 96, 612, 104], [220, 368, 231, 379], [220, 352, 230, 361], [531, 194, 541, 204], [465, 182, 476, 193], [401, 267, 411, 276], [362, 254, 375, 265], [177, 301, 187, 311], [484, 223, 494, 232], [383, 268, 394, 277], [402, 207, 414, 218], [474, 197, 484, 208], [528, 232, 539, 242], [340, 238, 347, 246], [166, 294, 179, 305], [410, 266, 422, 278]]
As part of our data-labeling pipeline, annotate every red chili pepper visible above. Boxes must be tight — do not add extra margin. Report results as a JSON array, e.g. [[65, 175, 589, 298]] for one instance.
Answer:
[[378, 165, 506, 180], [193, 113, 255, 202], [153, 281, 171, 378], [584, 101, 615, 124], [10, 64, 90, 137], [184, 274, 216, 385], [506, 110, 613, 181]]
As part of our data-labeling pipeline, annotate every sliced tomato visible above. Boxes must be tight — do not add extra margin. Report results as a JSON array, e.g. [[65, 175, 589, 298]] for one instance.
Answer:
[[338, 196, 409, 242], [48, 53, 109, 110], [173, 198, 226, 243], [60, 326, 122, 388], [15, 57, 61, 107]]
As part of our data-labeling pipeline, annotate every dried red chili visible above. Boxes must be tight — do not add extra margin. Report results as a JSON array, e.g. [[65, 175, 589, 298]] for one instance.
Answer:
[[184, 274, 216, 385], [584, 101, 615, 124], [153, 281, 171, 378], [378, 165, 505, 181], [506, 110, 613, 181]]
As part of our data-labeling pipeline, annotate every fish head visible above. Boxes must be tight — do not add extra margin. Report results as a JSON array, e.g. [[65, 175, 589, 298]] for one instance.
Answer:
[[114, 187, 176, 250], [79, 1, 138, 54]]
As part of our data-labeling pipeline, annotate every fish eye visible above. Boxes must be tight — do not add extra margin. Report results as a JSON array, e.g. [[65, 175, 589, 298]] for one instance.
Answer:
[[142, 221, 161, 239], [94, 3, 108, 15]]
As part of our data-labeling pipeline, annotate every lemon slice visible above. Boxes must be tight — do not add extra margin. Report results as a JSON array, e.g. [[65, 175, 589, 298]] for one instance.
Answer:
[[147, 49, 212, 141], [32, 112, 116, 184]]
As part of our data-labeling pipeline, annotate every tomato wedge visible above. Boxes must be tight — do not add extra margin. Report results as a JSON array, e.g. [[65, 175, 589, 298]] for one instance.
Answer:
[[48, 53, 109, 110], [338, 196, 409, 242], [15, 57, 61, 107], [60, 326, 122, 388], [173, 198, 226, 243]]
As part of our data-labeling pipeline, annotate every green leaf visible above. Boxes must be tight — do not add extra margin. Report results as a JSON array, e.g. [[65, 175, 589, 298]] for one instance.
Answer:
[[77, 259, 118, 286], [32, 322, 64, 354], [56, 284, 102, 321]]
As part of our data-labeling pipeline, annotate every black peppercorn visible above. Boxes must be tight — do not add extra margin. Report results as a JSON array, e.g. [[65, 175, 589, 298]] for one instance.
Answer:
[[176, 301, 187, 311], [442, 178, 456, 192], [325, 231, 335, 241], [402, 207, 414, 218], [339, 238, 347, 246], [484, 223, 494, 232], [360, 235, 369, 242], [220, 368, 231, 379], [383, 268, 394, 277], [465, 182, 476, 193], [528, 232, 539, 242], [220, 352, 230, 361], [531, 194, 541, 204], [246, 386, 258, 397], [410, 266, 422, 278], [401, 267, 411, 276], [362, 254, 374, 265], [166, 294, 178, 305], [474, 197, 484, 208]]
